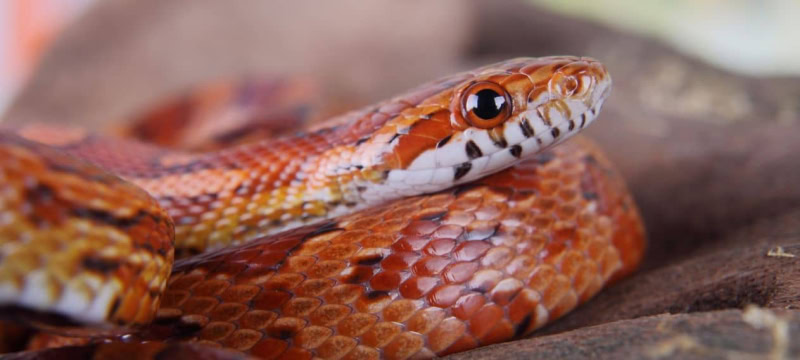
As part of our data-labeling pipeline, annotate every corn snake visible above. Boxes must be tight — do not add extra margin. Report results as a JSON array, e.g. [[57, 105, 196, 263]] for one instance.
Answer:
[[0, 57, 645, 359]]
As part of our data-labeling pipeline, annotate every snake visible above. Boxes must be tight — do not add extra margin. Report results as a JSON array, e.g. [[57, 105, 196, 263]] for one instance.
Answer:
[[0, 56, 645, 359]]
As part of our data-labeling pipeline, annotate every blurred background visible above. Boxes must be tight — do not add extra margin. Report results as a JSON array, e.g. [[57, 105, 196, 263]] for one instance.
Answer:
[[0, 0, 799, 274], [2, 1, 800, 356]]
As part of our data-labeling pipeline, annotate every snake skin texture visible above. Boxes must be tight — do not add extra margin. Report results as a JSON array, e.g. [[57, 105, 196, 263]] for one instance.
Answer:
[[0, 57, 645, 359]]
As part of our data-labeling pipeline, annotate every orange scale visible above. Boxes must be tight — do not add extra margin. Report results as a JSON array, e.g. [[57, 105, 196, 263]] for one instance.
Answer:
[[406, 307, 445, 334], [453, 241, 491, 262], [306, 260, 346, 279], [427, 317, 467, 353], [401, 220, 440, 236], [559, 250, 586, 280], [168, 273, 204, 291], [383, 332, 425, 360], [504, 255, 537, 280], [293, 325, 332, 349], [337, 313, 378, 337], [577, 272, 604, 303], [295, 240, 332, 257], [281, 297, 322, 317], [451, 293, 486, 320], [370, 218, 408, 233], [360, 233, 393, 248], [222, 328, 263, 351], [463, 221, 500, 241], [540, 275, 572, 310], [411, 207, 449, 221], [209, 261, 248, 279], [369, 271, 402, 292], [250, 338, 288, 359], [489, 278, 524, 306], [548, 290, 578, 320], [248, 251, 288, 268], [266, 317, 307, 340], [192, 279, 231, 296], [198, 321, 235, 341], [209, 302, 248, 322], [432, 224, 463, 239], [316, 335, 358, 360], [424, 238, 456, 256], [450, 197, 482, 212], [552, 220, 577, 241], [263, 273, 305, 290], [317, 243, 359, 261], [280, 255, 316, 273], [506, 288, 541, 325], [399, 276, 438, 299], [234, 266, 274, 285], [527, 265, 557, 294], [330, 230, 370, 244], [477, 319, 514, 346], [442, 211, 475, 227], [160, 289, 190, 308], [391, 236, 428, 252], [442, 262, 478, 284], [467, 269, 504, 293], [342, 345, 380, 360], [381, 252, 420, 272], [467, 304, 503, 339], [309, 304, 351, 326], [600, 248, 623, 279], [540, 240, 568, 265], [323, 284, 364, 305], [277, 347, 312, 360], [345, 217, 382, 230], [361, 321, 402, 348], [412, 256, 450, 276], [354, 291, 392, 314], [251, 289, 292, 310], [180, 296, 220, 315], [481, 246, 514, 269], [428, 284, 464, 308], [238, 310, 277, 330], [442, 334, 479, 357], [339, 266, 375, 285], [382, 299, 421, 323]]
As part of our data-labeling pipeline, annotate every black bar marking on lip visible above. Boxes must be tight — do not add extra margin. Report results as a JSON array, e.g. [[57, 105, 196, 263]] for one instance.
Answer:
[[580, 113, 588, 128], [355, 136, 370, 145], [436, 134, 453, 148], [387, 133, 401, 144], [520, 118, 534, 138], [568, 120, 575, 131], [509, 144, 522, 158], [465, 140, 483, 159], [514, 314, 533, 338], [454, 162, 472, 181], [489, 131, 508, 148], [82, 257, 121, 273], [551, 128, 560, 138]]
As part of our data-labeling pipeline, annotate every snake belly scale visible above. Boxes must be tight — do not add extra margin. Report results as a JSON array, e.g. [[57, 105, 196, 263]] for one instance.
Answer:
[[0, 56, 645, 359]]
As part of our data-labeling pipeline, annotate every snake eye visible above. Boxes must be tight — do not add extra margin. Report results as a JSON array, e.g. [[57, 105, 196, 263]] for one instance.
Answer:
[[461, 81, 512, 129]]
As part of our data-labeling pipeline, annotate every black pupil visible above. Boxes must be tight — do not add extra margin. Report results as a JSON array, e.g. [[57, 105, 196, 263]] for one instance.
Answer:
[[469, 89, 506, 120]]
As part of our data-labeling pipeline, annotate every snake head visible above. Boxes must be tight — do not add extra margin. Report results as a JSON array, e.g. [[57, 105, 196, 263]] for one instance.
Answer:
[[351, 56, 611, 202]]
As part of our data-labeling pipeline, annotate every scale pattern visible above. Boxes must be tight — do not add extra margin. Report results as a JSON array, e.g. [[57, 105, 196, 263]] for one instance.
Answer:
[[137, 137, 644, 359]]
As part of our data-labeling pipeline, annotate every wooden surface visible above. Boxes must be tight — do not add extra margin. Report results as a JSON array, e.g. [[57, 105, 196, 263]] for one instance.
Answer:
[[2, 0, 800, 358]]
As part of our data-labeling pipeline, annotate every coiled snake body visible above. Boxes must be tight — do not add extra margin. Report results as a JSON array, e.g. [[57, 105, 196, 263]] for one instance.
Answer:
[[0, 57, 645, 359]]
